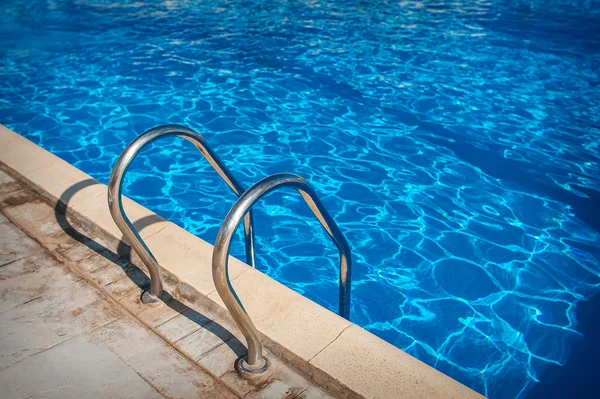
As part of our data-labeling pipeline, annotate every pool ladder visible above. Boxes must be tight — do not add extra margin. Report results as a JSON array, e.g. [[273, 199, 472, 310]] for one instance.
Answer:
[[108, 124, 351, 375]]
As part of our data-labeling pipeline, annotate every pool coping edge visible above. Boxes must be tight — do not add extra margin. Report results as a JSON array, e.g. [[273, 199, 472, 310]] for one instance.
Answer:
[[0, 123, 485, 399]]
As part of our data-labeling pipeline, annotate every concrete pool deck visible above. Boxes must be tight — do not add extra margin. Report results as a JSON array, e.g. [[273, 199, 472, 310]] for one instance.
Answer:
[[0, 124, 486, 399], [0, 212, 239, 398]]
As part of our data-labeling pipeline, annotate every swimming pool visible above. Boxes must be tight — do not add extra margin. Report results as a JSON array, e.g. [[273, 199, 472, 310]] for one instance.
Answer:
[[1, 0, 599, 397]]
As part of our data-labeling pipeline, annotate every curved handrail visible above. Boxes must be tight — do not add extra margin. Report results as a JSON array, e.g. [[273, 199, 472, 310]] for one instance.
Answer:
[[212, 172, 351, 373], [108, 124, 256, 300]]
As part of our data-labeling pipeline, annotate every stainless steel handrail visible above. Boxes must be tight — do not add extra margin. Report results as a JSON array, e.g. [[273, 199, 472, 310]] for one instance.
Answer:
[[108, 124, 256, 302], [212, 172, 351, 374]]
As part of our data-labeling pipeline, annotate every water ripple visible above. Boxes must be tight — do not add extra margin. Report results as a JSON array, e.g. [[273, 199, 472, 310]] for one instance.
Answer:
[[1, 1, 599, 398]]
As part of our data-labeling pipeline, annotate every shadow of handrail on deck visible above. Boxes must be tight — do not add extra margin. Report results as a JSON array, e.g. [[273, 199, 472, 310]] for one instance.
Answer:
[[54, 179, 246, 358]]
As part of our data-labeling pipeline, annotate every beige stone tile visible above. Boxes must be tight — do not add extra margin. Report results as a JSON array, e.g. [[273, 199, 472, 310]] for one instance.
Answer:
[[94, 317, 238, 399], [118, 289, 150, 315], [66, 214, 126, 257], [0, 333, 163, 399], [187, 304, 249, 375], [295, 385, 334, 399], [206, 307, 247, 343], [176, 321, 233, 361], [0, 134, 56, 176], [59, 237, 105, 263], [221, 370, 255, 396], [22, 156, 96, 207], [3, 199, 55, 222], [0, 124, 31, 147], [119, 200, 170, 240], [119, 288, 188, 328], [141, 222, 250, 296], [246, 380, 306, 399], [89, 257, 150, 294], [221, 352, 311, 399], [0, 169, 15, 185], [0, 170, 24, 208], [89, 264, 124, 286], [0, 279, 122, 369], [73, 249, 121, 275], [104, 270, 150, 300], [208, 267, 351, 361], [198, 339, 248, 377], [310, 325, 485, 399], [0, 252, 80, 313], [244, 359, 310, 399], [155, 307, 212, 342], [0, 188, 35, 209], [3, 200, 80, 253], [137, 297, 186, 327], [0, 213, 41, 265], [61, 183, 120, 235], [0, 181, 21, 195]]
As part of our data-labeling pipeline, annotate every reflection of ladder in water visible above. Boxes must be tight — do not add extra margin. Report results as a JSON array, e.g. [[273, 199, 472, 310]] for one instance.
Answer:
[[107, 124, 351, 375]]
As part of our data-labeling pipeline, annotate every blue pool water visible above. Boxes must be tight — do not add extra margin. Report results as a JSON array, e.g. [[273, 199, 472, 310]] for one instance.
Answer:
[[1, 1, 599, 397]]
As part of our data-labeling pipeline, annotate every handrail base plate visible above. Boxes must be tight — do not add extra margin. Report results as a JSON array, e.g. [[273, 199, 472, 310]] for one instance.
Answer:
[[235, 356, 269, 375], [141, 289, 170, 305]]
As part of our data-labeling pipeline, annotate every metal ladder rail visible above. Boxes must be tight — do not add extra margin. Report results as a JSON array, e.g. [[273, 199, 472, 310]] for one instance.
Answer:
[[212, 172, 352, 375], [108, 124, 256, 302]]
